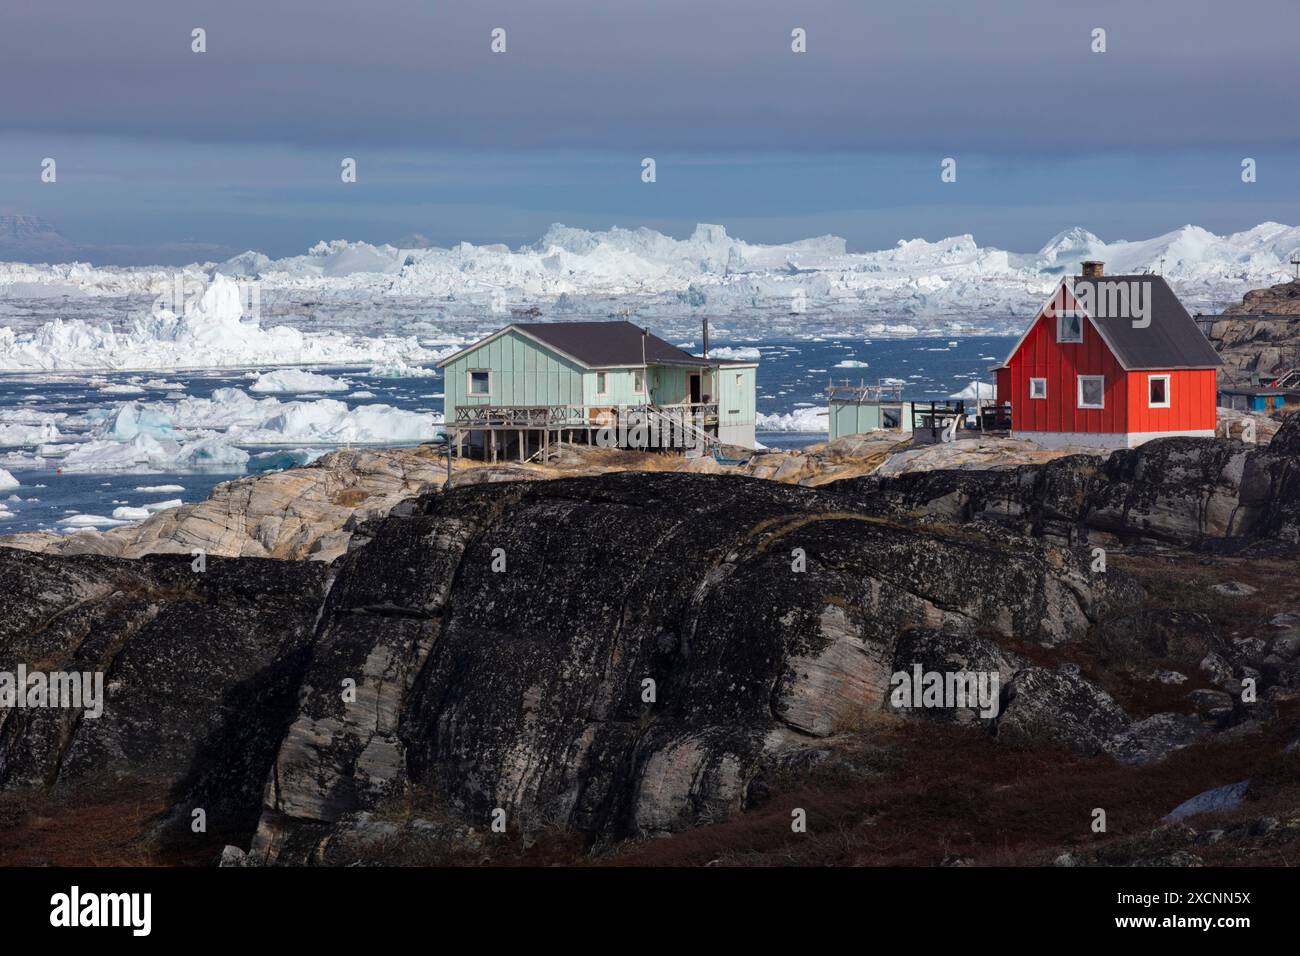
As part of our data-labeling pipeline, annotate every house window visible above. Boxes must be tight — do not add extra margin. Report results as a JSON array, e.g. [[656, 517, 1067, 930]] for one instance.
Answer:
[[595, 371, 608, 396], [633, 369, 645, 393], [1077, 375, 1105, 409], [735, 373, 743, 387], [1148, 374, 1170, 408], [467, 369, 491, 397], [1057, 311, 1083, 344], [1029, 377, 1047, 399]]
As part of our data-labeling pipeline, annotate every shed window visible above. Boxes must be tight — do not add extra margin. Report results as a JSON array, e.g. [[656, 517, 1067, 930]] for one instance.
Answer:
[[1057, 311, 1083, 344], [1148, 374, 1170, 408], [1029, 377, 1047, 400], [1077, 375, 1105, 409], [468, 369, 491, 397]]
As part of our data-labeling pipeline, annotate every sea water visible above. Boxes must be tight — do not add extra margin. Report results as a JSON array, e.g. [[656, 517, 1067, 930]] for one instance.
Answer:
[[0, 335, 1013, 533]]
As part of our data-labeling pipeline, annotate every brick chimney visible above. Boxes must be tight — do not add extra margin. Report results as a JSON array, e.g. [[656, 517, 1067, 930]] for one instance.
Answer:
[[1081, 260, 1104, 277]]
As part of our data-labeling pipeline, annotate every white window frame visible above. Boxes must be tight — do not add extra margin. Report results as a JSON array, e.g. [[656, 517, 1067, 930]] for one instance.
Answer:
[[1056, 311, 1083, 344], [467, 368, 492, 398], [1077, 374, 1105, 410], [595, 371, 608, 397], [632, 369, 645, 394], [1147, 373, 1171, 409], [1029, 377, 1047, 400]]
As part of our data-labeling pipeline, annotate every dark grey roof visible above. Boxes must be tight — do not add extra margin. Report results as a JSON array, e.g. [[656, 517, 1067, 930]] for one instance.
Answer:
[[1072, 275, 1222, 370], [513, 321, 712, 367]]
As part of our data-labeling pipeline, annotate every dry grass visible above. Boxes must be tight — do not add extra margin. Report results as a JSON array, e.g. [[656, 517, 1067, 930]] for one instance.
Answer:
[[0, 779, 228, 867], [596, 709, 1299, 868]]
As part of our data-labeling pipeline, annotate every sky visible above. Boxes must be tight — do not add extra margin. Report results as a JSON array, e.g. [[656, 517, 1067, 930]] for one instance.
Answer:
[[1, 0, 1298, 264]]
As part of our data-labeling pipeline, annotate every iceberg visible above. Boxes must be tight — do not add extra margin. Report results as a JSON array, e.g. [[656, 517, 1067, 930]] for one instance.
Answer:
[[366, 360, 436, 378], [2, 219, 1297, 370], [58, 432, 249, 474], [58, 513, 131, 527], [756, 406, 828, 432], [948, 381, 996, 401], [0, 421, 63, 446], [249, 369, 351, 393], [0, 275, 445, 371], [708, 346, 762, 361]]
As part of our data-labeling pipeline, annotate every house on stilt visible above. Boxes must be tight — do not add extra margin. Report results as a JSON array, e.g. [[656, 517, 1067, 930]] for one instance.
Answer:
[[437, 320, 757, 461]]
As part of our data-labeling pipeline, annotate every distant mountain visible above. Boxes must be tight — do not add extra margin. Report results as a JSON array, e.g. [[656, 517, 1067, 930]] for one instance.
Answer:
[[0, 214, 78, 261]]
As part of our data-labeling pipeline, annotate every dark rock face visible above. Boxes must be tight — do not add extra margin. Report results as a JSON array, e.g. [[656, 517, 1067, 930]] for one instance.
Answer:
[[1, 447, 1296, 864], [832, 425, 1300, 548], [246, 473, 1136, 861], [0, 550, 329, 839]]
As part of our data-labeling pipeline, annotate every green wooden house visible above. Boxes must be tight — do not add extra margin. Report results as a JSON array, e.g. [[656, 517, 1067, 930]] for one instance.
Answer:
[[437, 321, 757, 461]]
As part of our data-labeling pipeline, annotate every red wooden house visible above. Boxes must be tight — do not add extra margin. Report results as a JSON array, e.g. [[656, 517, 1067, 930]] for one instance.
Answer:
[[993, 263, 1222, 448]]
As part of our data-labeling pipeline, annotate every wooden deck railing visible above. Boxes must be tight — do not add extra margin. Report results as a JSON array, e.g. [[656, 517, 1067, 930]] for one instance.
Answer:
[[452, 402, 719, 429]]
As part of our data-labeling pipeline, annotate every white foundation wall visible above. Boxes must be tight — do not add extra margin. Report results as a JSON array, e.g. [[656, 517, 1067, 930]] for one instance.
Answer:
[[1013, 429, 1216, 450]]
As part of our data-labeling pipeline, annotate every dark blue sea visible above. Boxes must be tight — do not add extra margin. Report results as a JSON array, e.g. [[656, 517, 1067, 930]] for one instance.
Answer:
[[0, 335, 1013, 532]]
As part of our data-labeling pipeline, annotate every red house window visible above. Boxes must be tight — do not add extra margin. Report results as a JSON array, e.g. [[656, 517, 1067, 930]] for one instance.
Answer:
[[1077, 375, 1104, 409], [1057, 311, 1083, 343], [1148, 374, 1170, 408]]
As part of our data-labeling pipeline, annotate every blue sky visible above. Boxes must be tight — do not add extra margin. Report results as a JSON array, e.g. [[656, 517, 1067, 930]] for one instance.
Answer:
[[2, 0, 1298, 262]]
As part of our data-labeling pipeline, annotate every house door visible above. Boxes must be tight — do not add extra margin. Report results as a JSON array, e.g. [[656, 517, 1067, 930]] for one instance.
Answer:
[[689, 373, 701, 404]]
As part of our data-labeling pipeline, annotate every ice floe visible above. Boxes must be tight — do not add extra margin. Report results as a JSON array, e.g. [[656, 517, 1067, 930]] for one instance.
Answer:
[[366, 360, 437, 378], [248, 368, 351, 393]]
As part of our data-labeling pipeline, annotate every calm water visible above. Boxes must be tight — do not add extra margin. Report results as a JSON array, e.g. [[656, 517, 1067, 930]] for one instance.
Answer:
[[0, 335, 1013, 532]]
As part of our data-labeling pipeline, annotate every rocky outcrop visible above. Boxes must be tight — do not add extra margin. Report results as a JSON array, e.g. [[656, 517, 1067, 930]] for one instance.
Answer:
[[0, 434, 1116, 563], [0, 548, 329, 840], [1208, 277, 1300, 378], [0, 470, 1150, 862], [0, 446, 451, 563], [831, 418, 1300, 549], [247, 473, 1138, 860], [2, 454, 1297, 865]]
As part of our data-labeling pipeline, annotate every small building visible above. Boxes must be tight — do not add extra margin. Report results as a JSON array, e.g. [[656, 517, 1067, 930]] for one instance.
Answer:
[[437, 320, 758, 460], [993, 264, 1223, 448], [1216, 383, 1297, 413], [826, 381, 909, 439]]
